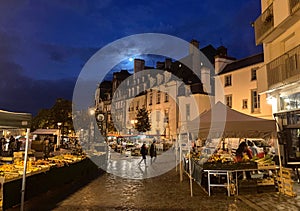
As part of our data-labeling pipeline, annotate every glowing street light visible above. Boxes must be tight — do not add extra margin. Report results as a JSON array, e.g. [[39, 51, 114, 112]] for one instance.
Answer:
[[57, 122, 62, 149], [130, 119, 137, 134]]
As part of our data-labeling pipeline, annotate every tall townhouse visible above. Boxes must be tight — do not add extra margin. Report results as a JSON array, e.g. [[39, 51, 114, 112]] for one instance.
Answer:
[[96, 40, 219, 140], [254, 0, 300, 164], [215, 49, 273, 120]]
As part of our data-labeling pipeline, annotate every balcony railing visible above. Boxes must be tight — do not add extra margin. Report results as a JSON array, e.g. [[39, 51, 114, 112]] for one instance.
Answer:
[[290, 0, 300, 14], [254, 3, 274, 45], [267, 44, 300, 88]]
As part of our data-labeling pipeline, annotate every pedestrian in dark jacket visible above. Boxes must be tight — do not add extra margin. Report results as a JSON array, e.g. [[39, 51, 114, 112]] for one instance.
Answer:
[[150, 139, 157, 164], [138, 143, 147, 166], [43, 140, 50, 160]]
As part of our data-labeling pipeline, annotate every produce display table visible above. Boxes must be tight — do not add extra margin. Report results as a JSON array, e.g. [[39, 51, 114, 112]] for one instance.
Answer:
[[204, 169, 235, 196], [184, 158, 278, 196], [0, 157, 101, 210]]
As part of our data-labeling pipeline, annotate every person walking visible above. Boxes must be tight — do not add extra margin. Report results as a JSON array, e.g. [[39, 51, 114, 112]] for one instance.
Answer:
[[150, 139, 157, 164], [43, 140, 50, 160], [138, 143, 148, 167]]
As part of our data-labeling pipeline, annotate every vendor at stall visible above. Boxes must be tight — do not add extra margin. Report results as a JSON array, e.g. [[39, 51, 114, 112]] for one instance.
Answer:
[[235, 141, 253, 162]]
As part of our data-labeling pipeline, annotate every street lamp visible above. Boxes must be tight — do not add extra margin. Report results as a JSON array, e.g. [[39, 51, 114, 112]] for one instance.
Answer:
[[89, 107, 95, 116], [57, 122, 62, 149], [88, 107, 96, 146]]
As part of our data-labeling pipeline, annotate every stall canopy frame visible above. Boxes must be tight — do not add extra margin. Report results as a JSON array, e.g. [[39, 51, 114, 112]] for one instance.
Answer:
[[0, 109, 32, 211], [187, 101, 277, 139], [0, 110, 31, 129]]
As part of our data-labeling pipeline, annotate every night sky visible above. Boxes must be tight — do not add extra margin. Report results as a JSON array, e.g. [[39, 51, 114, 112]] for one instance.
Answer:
[[0, 0, 262, 115]]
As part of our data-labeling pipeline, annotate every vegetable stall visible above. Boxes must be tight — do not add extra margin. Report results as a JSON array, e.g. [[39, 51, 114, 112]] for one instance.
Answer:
[[180, 102, 293, 196]]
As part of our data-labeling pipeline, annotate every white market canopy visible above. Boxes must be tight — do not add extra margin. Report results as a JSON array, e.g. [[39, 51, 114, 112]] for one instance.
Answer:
[[187, 102, 277, 139], [0, 109, 32, 129], [32, 129, 59, 135]]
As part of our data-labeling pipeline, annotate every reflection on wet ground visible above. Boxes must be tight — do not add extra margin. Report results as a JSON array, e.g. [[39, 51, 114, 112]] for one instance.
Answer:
[[9, 150, 300, 210], [8, 163, 253, 210], [106, 149, 177, 179]]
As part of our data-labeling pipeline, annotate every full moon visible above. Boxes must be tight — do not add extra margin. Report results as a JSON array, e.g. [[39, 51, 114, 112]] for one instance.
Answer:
[[129, 57, 133, 62]]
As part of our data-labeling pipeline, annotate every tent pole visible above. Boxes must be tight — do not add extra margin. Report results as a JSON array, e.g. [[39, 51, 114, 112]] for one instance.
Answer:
[[21, 128, 30, 211], [276, 137, 283, 184], [188, 131, 193, 197], [175, 135, 178, 172], [179, 133, 183, 182]]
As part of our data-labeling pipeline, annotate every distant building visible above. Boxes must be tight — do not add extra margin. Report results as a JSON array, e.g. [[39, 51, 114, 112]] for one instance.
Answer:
[[95, 40, 219, 139]]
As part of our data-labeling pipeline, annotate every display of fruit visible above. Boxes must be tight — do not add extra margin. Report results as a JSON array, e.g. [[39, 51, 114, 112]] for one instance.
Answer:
[[0, 164, 15, 172], [254, 154, 273, 164], [207, 154, 229, 163], [242, 154, 250, 162]]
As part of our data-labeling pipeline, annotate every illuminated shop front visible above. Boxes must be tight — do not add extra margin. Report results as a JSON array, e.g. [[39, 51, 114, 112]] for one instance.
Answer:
[[273, 91, 300, 164]]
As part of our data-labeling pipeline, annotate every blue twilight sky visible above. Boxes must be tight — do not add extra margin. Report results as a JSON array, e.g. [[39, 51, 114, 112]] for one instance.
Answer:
[[0, 0, 262, 115]]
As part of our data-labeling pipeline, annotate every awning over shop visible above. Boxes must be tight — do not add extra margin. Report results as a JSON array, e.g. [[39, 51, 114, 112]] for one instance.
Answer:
[[0, 109, 32, 129], [187, 102, 276, 139], [32, 129, 59, 135]]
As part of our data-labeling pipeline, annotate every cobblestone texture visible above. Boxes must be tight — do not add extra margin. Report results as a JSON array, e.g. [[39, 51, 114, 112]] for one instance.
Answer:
[[7, 154, 300, 211]]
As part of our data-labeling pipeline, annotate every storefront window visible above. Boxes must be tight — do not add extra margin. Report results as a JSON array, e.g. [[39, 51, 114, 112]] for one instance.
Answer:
[[280, 92, 300, 111], [274, 110, 300, 162]]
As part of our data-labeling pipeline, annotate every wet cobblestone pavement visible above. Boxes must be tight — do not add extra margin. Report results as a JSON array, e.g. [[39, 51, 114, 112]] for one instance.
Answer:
[[10, 169, 253, 211], [7, 154, 300, 211], [237, 182, 300, 211]]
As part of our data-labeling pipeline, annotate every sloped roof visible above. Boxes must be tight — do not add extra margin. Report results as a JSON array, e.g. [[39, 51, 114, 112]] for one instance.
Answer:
[[218, 53, 264, 75], [200, 44, 217, 65], [0, 110, 32, 129], [32, 129, 59, 135], [187, 101, 276, 139]]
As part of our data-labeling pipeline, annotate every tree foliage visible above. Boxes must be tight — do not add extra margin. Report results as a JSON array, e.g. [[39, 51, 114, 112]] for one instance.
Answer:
[[31, 98, 74, 135], [134, 107, 151, 133]]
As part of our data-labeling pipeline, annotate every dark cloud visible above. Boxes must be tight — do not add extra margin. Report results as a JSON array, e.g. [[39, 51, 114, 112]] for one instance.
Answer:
[[0, 31, 21, 60], [0, 0, 263, 115], [38, 43, 98, 64], [0, 60, 76, 115]]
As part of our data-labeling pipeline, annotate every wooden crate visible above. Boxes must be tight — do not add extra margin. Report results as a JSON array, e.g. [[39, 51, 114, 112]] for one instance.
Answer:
[[257, 162, 276, 170], [257, 178, 275, 186], [276, 167, 297, 197]]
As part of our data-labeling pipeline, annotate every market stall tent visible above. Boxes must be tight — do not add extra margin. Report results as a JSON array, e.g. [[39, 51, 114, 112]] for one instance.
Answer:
[[0, 110, 31, 129], [187, 101, 276, 139], [0, 109, 32, 211]]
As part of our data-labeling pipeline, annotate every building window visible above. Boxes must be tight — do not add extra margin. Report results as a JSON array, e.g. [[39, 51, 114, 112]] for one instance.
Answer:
[[156, 110, 160, 127], [224, 75, 232, 87], [242, 99, 248, 109], [156, 110, 160, 122], [165, 92, 169, 102], [149, 93, 153, 105], [251, 68, 257, 81], [251, 90, 260, 113], [148, 110, 152, 123], [225, 95, 232, 108], [156, 91, 161, 104], [186, 104, 190, 121], [164, 109, 169, 123]]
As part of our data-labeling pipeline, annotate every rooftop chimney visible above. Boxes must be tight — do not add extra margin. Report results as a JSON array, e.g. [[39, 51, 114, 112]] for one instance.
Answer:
[[216, 46, 227, 57], [134, 59, 145, 73], [189, 39, 199, 55]]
